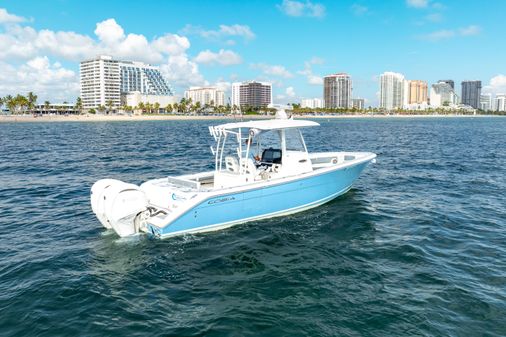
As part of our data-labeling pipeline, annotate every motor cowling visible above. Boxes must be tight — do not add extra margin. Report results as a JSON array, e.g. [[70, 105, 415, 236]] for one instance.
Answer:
[[91, 179, 148, 237]]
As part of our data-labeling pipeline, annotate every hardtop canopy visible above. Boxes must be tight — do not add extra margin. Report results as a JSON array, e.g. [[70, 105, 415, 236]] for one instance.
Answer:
[[214, 118, 319, 131]]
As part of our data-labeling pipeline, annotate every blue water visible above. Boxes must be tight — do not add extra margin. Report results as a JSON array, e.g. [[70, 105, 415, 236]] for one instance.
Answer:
[[0, 117, 505, 336]]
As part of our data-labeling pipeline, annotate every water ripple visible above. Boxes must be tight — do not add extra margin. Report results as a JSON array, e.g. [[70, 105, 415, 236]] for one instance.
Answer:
[[0, 118, 505, 336]]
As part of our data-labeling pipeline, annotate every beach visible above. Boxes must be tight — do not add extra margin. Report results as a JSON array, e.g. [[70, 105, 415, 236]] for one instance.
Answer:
[[0, 113, 497, 123]]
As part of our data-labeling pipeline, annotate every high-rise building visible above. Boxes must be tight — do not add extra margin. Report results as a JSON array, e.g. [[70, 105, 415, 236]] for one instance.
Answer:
[[231, 81, 272, 108], [461, 80, 482, 109], [184, 87, 225, 107], [80, 55, 173, 110], [120, 61, 172, 96], [430, 81, 459, 107], [301, 98, 324, 109], [80, 55, 121, 109], [323, 73, 352, 109], [495, 94, 506, 112], [439, 80, 454, 90], [480, 93, 493, 111], [407, 80, 428, 104], [352, 98, 365, 110], [379, 72, 405, 110]]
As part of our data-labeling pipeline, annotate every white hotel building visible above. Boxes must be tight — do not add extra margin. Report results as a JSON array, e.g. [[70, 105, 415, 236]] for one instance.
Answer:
[[379, 72, 405, 110], [495, 94, 506, 112], [80, 55, 173, 110], [301, 98, 324, 109], [184, 87, 225, 107]]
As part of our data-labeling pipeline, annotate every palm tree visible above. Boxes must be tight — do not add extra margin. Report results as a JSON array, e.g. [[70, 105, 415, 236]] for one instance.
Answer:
[[165, 103, 173, 113], [14, 94, 28, 114], [137, 102, 145, 113], [194, 101, 201, 113], [0, 97, 3, 114], [61, 101, 69, 115], [98, 105, 106, 114], [27, 92, 37, 114], [106, 100, 114, 114], [75, 97, 83, 114], [179, 101, 187, 114], [5, 95, 14, 114], [44, 101, 50, 114], [153, 102, 160, 114], [145, 102, 152, 114]]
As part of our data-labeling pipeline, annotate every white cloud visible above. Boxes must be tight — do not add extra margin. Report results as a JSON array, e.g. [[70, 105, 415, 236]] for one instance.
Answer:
[[459, 25, 481, 36], [406, 0, 429, 8], [160, 54, 206, 88], [286, 86, 296, 97], [351, 4, 369, 16], [94, 18, 125, 44], [425, 13, 443, 22], [251, 63, 293, 78], [277, 0, 325, 18], [420, 29, 455, 41], [0, 8, 26, 24], [419, 25, 481, 41], [483, 75, 506, 94], [218, 24, 255, 40], [152, 34, 190, 55], [297, 58, 323, 85], [0, 57, 78, 102], [214, 81, 231, 93], [194, 49, 242, 66], [35, 29, 97, 61], [0, 10, 209, 100], [181, 24, 255, 43]]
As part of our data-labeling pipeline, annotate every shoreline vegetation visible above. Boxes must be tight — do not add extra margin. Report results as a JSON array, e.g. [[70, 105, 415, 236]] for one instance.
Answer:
[[1, 92, 505, 123], [1, 113, 504, 123]]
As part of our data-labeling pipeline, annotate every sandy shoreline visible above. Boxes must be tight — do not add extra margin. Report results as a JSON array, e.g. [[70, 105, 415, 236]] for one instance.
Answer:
[[0, 113, 501, 123]]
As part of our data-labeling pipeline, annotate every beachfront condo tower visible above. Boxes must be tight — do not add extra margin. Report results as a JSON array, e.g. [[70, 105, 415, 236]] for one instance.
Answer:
[[80, 55, 173, 110], [480, 93, 493, 111], [301, 98, 324, 109], [461, 80, 482, 109], [323, 73, 352, 109], [184, 87, 225, 107], [231, 81, 272, 108], [379, 72, 405, 110], [430, 81, 459, 107], [352, 98, 365, 110], [495, 94, 506, 112], [438, 80, 455, 90], [407, 80, 428, 105]]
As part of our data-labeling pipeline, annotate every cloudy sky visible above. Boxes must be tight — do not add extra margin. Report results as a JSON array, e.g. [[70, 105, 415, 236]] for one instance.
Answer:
[[1, 0, 505, 105]]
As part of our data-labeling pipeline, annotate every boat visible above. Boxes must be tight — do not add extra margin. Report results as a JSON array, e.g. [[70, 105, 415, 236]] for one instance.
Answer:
[[90, 110, 376, 239]]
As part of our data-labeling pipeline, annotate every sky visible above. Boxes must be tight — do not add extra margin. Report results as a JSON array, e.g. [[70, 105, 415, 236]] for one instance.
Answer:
[[0, 0, 505, 106]]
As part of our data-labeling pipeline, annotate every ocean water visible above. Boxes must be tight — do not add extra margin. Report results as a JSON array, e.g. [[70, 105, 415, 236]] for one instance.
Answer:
[[0, 117, 505, 336]]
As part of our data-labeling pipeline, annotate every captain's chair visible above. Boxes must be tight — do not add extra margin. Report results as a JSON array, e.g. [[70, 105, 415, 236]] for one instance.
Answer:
[[261, 148, 282, 166]]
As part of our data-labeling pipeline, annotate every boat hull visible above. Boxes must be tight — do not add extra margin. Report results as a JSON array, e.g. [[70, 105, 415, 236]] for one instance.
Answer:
[[147, 159, 372, 238]]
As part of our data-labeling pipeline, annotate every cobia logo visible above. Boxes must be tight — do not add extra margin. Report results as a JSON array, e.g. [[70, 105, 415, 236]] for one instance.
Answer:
[[208, 196, 235, 204]]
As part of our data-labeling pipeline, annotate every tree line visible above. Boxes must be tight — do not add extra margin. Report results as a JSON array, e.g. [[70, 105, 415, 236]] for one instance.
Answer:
[[2, 93, 504, 116], [290, 104, 506, 116]]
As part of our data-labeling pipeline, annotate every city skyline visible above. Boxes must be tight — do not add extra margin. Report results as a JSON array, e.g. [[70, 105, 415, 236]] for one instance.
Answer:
[[1, 0, 506, 106]]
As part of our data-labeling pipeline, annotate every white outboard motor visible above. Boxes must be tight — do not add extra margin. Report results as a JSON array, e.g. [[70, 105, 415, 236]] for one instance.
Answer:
[[91, 179, 148, 237], [91, 179, 121, 229]]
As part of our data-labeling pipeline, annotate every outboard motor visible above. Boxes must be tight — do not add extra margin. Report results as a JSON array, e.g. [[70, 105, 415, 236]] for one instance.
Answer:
[[91, 179, 148, 237]]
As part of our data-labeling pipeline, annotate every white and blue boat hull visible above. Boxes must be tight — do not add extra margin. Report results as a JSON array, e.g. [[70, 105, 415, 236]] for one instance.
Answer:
[[147, 158, 373, 238]]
